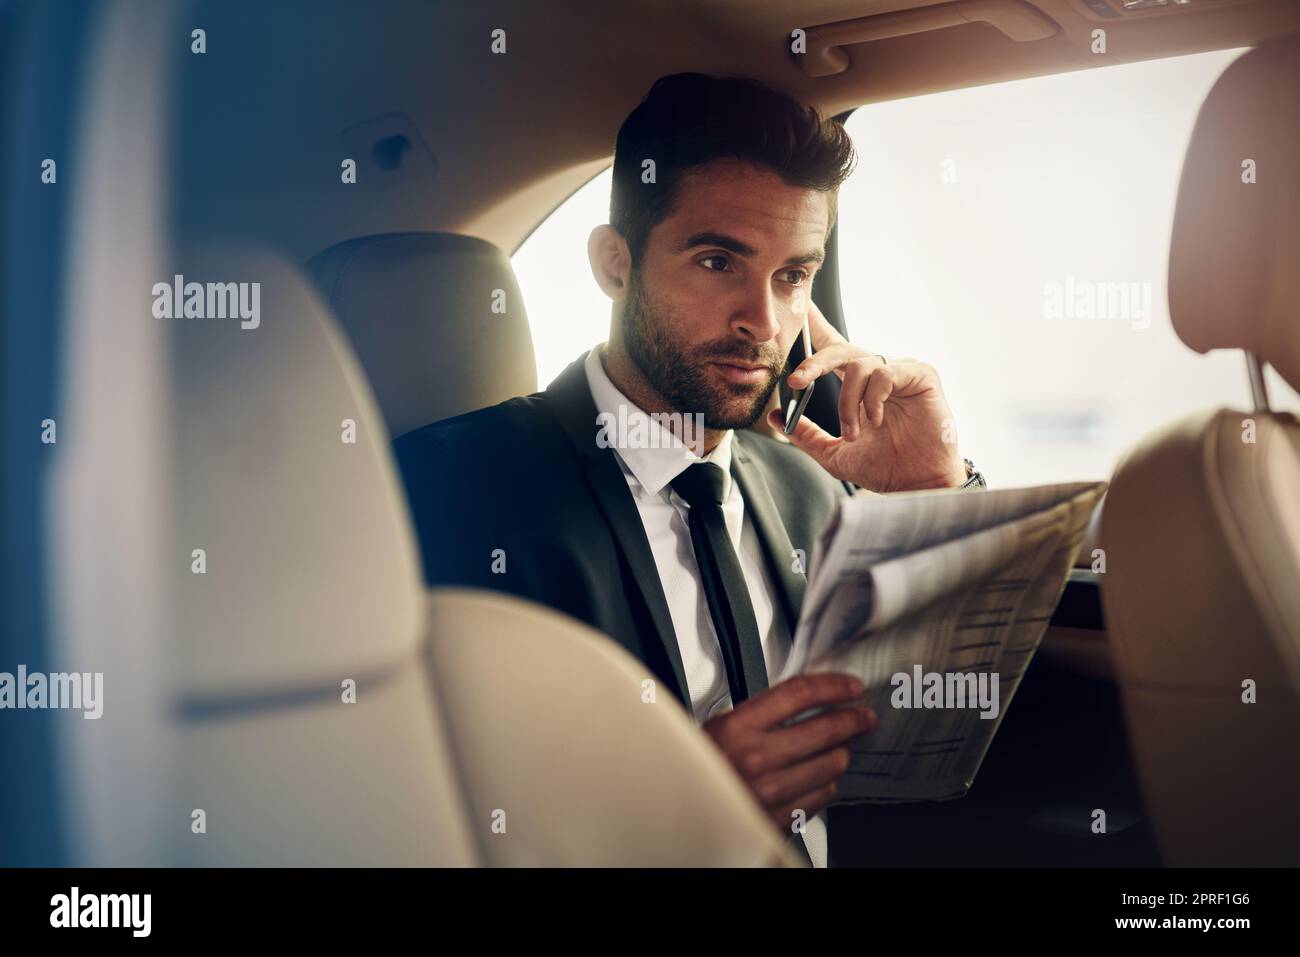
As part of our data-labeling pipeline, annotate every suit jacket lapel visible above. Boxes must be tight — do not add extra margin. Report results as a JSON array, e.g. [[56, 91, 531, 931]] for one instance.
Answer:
[[731, 438, 807, 636], [543, 353, 691, 703]]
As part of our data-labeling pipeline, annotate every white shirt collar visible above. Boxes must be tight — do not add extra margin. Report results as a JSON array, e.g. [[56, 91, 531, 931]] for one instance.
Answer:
[[584, 345, 733, 499]]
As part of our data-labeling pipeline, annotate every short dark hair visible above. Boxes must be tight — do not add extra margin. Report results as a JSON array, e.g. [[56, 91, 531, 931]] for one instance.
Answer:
[[610, 73, 857, 267]]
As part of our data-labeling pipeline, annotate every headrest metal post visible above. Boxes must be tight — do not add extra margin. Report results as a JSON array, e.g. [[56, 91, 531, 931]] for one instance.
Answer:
[[1246, 352, 1271, 413]]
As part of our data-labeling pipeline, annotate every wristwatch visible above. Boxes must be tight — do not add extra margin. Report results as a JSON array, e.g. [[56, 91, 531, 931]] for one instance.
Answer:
[[959, 457, 986, 489]]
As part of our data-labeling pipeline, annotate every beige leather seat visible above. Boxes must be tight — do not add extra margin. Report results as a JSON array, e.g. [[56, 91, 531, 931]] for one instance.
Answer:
[[1101, 34, 1300, 867], [426, 589, 796, 866], [169, 245, 796, 866], [307, 232, 537, 439]]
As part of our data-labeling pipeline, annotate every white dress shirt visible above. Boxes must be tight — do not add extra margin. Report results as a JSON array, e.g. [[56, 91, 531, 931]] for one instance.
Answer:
[[584, 345, 829, 867]]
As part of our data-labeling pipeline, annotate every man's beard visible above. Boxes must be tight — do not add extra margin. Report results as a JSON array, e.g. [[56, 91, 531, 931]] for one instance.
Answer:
[[620, 271, 786, 430]]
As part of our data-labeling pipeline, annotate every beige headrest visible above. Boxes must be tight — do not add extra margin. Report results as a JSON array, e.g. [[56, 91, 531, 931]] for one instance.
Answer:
[[1169, 33, 1300, 391], [308, 233, 538, 439], [169, 246, 425, 698]]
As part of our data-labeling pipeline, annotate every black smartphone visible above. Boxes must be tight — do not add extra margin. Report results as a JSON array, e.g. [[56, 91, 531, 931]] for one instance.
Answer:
[[780, 317, 815, 435]]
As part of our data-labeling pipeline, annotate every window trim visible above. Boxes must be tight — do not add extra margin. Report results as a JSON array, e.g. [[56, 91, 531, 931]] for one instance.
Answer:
[[509, 162, 611, 258]]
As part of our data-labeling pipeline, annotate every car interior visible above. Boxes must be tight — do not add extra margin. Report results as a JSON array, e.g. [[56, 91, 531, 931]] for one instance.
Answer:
[[2, 0, 1298, 869]]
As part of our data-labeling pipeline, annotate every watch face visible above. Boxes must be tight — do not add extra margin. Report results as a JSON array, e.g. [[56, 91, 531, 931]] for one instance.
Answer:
[[960, 460, 985, 488]]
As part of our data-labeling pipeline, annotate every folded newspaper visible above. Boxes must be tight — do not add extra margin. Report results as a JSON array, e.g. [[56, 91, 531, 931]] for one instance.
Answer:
[[777, 481, 1107, 805]]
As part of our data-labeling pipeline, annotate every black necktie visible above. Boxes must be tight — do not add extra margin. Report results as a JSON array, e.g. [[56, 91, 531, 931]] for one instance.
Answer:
[[670, 463, 769, 704]]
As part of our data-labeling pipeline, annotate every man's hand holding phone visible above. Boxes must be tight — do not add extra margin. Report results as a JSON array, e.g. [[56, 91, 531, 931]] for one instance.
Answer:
[[702, 673, 878, 830], [768, 302, 968, 493]]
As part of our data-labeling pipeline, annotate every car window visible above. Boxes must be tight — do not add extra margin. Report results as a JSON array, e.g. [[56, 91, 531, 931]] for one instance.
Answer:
[[513, 167, 614, 388], [839, 48, 1298, 487]]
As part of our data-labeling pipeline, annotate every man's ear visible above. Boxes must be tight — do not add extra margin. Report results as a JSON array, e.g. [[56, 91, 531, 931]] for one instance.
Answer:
[[587, 225, 632, 303]]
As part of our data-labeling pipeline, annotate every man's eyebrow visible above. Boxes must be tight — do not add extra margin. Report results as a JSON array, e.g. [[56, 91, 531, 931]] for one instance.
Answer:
[[678, 231, 756, 257], [788, 247, 826, 267], [678, 231, 826, 267]]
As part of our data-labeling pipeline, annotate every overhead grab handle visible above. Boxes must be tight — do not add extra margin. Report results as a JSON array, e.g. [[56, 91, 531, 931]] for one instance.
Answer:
[[798, 0, 1060, 77]]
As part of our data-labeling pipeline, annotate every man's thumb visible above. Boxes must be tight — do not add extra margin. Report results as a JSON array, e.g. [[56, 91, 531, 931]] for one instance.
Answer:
[[767, 409, 837, 464]]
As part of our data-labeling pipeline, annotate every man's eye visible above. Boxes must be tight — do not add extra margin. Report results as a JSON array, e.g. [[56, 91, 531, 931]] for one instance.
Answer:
[[699, 255, 731, 273], [782, 269, 809, 286]]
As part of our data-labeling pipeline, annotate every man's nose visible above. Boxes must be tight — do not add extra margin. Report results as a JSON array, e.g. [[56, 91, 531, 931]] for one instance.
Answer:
[[729, 280, 782, 344]]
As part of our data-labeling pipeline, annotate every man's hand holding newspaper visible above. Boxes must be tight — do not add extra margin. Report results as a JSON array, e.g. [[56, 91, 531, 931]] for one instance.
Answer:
[[778, 481, 1107, 804]]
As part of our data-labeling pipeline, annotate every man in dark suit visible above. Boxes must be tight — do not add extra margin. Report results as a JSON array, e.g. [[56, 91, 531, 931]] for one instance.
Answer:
[[394, 74, 982, 866]]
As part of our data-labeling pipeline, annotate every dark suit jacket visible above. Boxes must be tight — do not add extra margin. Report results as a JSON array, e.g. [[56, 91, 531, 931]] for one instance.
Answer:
[[392, 351, 853, 710]]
